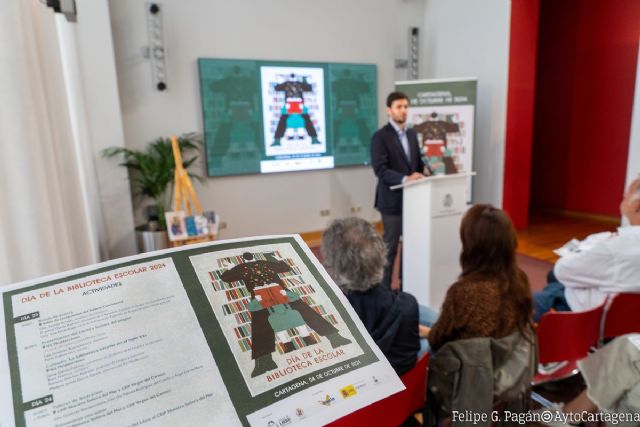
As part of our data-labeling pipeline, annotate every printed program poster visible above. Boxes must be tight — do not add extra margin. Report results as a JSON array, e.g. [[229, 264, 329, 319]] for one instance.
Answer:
[[1, 258, 234, 427], [0, 235, 403, 427]]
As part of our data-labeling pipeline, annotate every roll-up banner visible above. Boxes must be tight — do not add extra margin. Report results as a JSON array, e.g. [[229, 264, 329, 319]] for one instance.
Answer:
[[395, 78, 477, 202]]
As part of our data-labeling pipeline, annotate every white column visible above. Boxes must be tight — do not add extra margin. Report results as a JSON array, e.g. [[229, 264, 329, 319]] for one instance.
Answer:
[[70, 0, 137, 258]]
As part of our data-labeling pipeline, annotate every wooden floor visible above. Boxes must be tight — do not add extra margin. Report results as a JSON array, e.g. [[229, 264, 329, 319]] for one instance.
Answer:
[[302, 213, 618, 264], [516, 212, 619, 263]]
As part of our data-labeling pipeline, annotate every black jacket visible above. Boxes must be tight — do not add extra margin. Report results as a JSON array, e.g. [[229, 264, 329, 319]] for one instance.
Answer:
[[371, 123, 425, 215], [345, 284, 420, 376]]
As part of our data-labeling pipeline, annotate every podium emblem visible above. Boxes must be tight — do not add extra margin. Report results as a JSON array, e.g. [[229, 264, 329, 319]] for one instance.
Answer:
[[443, 193, 453, 208]]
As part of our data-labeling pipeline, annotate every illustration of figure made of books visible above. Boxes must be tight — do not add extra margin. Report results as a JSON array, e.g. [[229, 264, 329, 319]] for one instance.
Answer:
[[220, 252, 351, 377], [210, 66, 262, 158], [271, 74, 320, 146], [412, 112, 460, 174], [331, 69, 371, 151]]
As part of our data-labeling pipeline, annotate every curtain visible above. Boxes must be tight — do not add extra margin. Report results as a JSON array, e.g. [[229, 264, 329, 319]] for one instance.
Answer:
[[0, 0, 101, 286]]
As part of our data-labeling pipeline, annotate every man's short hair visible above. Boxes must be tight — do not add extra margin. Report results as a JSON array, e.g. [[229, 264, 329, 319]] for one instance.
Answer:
[[386, 91, 409, 108], [321, 217, 386, 292]]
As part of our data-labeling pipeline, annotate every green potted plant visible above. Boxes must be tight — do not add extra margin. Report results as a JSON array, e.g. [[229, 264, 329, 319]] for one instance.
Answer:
[[103, 133, 202, 252]]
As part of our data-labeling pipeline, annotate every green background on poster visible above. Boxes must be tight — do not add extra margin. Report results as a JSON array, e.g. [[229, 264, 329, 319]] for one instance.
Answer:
[[198, 58, 377, 177]]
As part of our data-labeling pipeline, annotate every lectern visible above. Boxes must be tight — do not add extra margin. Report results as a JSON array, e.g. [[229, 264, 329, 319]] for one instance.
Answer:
[[391, 172, 475, 309]]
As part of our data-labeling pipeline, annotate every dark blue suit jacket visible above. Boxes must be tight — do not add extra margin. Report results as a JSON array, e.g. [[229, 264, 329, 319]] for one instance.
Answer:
[[371, 123, 425, 215]]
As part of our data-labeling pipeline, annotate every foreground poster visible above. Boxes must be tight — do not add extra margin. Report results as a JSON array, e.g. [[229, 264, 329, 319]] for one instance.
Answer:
[[395, 78, 477, 201], [0, 236, 403, 427]]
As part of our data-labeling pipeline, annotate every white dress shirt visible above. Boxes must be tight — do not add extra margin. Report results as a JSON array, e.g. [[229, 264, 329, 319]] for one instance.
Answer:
[[389, 120, 410, 160], [390, 120, 410, 184], [555, 226, 640, 312]]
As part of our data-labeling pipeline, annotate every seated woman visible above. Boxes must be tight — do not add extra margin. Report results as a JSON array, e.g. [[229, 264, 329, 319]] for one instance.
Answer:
[[424, 205, 536, 425], [321, 217, 438, 376], [428, 204, 534, 352]]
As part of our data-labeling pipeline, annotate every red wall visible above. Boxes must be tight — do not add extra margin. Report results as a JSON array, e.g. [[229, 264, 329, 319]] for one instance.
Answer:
[[530, 0, 640, 217], [503, 0, 540, 229]]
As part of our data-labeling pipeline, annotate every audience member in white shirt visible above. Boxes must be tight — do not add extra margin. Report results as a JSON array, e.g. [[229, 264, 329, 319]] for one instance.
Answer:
[[533, 178, 640, 321]]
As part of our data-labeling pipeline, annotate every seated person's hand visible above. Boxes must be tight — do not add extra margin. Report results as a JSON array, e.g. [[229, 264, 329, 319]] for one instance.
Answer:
[[621, 178, 640, 225], [621, 197, 640, 225], [627, 177, 640, 196], [419, 324, 431, 338]]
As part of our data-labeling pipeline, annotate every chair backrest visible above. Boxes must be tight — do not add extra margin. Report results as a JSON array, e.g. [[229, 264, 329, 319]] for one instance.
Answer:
[[602, 293, 640, 339], [326, 353, 429, 426], [536, 303, 605, 364], [424, 332, 534, 425]]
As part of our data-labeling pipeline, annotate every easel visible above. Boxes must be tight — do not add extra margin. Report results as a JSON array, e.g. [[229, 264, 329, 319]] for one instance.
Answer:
[[169, 135, 215, 247]]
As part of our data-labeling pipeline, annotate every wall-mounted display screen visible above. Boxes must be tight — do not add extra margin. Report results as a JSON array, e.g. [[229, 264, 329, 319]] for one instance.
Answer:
[[198, 58, 377, 176]]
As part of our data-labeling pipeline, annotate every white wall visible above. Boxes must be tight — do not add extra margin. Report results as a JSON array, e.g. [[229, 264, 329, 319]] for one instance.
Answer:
[[108, 0, 427, 239], [421, 0, 511, 207]]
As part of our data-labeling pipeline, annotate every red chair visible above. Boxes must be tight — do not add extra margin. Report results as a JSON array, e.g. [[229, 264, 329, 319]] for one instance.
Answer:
[[602, 293, 640, 339], [533, 303, 605, 385], [327, 353, 429, 427]]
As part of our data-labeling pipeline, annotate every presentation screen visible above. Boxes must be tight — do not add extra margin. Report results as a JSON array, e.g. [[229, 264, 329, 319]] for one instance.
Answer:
[[198, 58, 377, 177]]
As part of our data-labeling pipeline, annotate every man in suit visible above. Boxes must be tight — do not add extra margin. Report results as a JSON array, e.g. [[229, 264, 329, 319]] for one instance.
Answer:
[[371, 91, 427, 288]]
